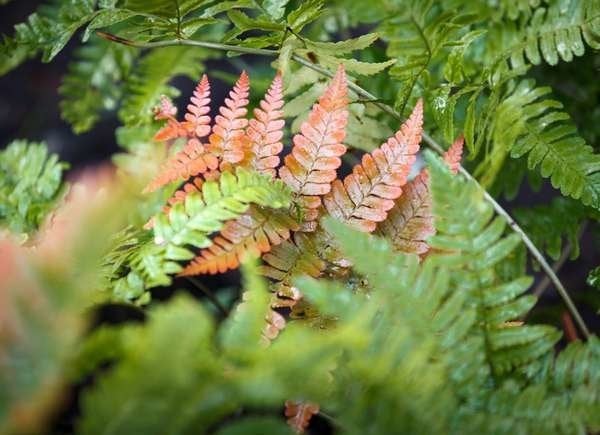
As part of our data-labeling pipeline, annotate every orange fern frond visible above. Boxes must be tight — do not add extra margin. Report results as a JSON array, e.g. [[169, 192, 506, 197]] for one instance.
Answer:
[[279, 65, 349, 228], [208, 70, 250, 168], [323, 99, 423, 232], [180, 206, 299, 275], [284, 401, 320, 434], [182, 74, 212, 139], [246, 72, 285, 177], [153, 96, 188, 142], [143, 139, 219, 193], [261, 232, 325, 303], [443, 134, 464, 175], [376, 169, 433, 255]]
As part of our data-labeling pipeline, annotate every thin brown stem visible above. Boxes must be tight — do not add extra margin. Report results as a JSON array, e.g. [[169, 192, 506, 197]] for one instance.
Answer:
[[186, 277, 229, 316], [99, 31, 591, 338]]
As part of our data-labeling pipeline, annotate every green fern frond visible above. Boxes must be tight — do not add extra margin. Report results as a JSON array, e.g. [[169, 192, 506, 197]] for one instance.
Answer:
[[426, 151, 561, 376], [59, 36, 136, 133], [492, 0, 600, 70], [118, 46, 212, 125], [503, 80, 600, 209], [514, 197, 588, 261], [0, 140, 68, 236], [0, 0, 96, 75], [153, 168, 293, 253]]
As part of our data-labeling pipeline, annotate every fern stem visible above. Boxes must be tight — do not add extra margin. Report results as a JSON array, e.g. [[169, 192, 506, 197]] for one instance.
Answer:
[[98, 32, 591, 338]]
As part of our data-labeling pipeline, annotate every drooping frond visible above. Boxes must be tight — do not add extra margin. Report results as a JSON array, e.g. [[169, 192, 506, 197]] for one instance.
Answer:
[[181, 206, 298, 275], [152, 169, 293, 257], [279, 65, 349, 229], [426, 152, 561, 375], [323, 99, 423, 232], [182, 74, 212, 138], [143, 139, 219, 193], [246, 72, 285, 177], [376, 169, 433, 255], [208, 70, 250, 168], [284, 401, 320, 434], [443, 135, 464, 174]]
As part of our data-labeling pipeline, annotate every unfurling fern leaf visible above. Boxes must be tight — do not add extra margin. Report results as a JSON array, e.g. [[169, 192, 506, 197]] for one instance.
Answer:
[[181, 206, 299, 275], [323, 99, 422, 232], [209, 70, 250, 168], [279, 65, 349, 230], [246, 72, 285, 177]]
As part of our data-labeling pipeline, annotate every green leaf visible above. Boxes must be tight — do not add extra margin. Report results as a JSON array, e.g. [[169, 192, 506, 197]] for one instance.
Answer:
[[305, 32, 380, 54], [59, 36, 136, 133], [0, 140, 67, 235], [0, 0, 97, 74], [216, 417, 292, 435]]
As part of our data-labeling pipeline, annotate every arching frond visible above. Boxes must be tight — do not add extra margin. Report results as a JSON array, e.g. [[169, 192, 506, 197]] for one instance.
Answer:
[[323, 100, 422, 232]]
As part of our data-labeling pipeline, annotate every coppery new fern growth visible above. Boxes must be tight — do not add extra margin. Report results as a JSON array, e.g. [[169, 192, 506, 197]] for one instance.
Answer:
[[146, 66, 464, 339]]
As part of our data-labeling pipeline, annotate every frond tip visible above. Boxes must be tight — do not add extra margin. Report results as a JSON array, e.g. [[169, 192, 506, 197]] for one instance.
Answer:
[[247, 72, 285, 177]]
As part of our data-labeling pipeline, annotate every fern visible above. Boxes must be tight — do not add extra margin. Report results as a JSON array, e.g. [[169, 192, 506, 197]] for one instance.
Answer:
[[427, 151, 561, 375], [323, 99, 422, 232], [492, 0, 600, 70], [279, 65, 349, 230], [0, 140, 67, 235], [59, 36, 136, 133], [119, 46, 212, 125], [0, 0, 97, 75], [154, 168, 293, 255]]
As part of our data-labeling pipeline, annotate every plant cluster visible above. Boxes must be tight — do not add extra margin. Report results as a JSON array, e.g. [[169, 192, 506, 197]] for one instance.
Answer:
[[1, 0, 600, 434]]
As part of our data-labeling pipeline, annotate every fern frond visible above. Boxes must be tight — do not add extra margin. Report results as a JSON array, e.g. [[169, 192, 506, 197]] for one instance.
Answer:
[[182, 206, 298, 275], [279, 65, 349, 229], [144, 139, 219, 193], [208, 70, 250, 168], [323, 99, 422, 232], [261, 232, 326, 300], [119, 46, 210, 125], [427, 152, 561, 375], [376, 170, 433, 255], [59, 36, 135, 134], [0, 0, 96, 75], [246, 72, 285, 177], [182, 74, 212, 139], [0, 140, 67, 235], [442, 135, 464, 175], [495, 0, 600, 70], [504, 81, 600, 209], [152, 168, 293, 257]]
